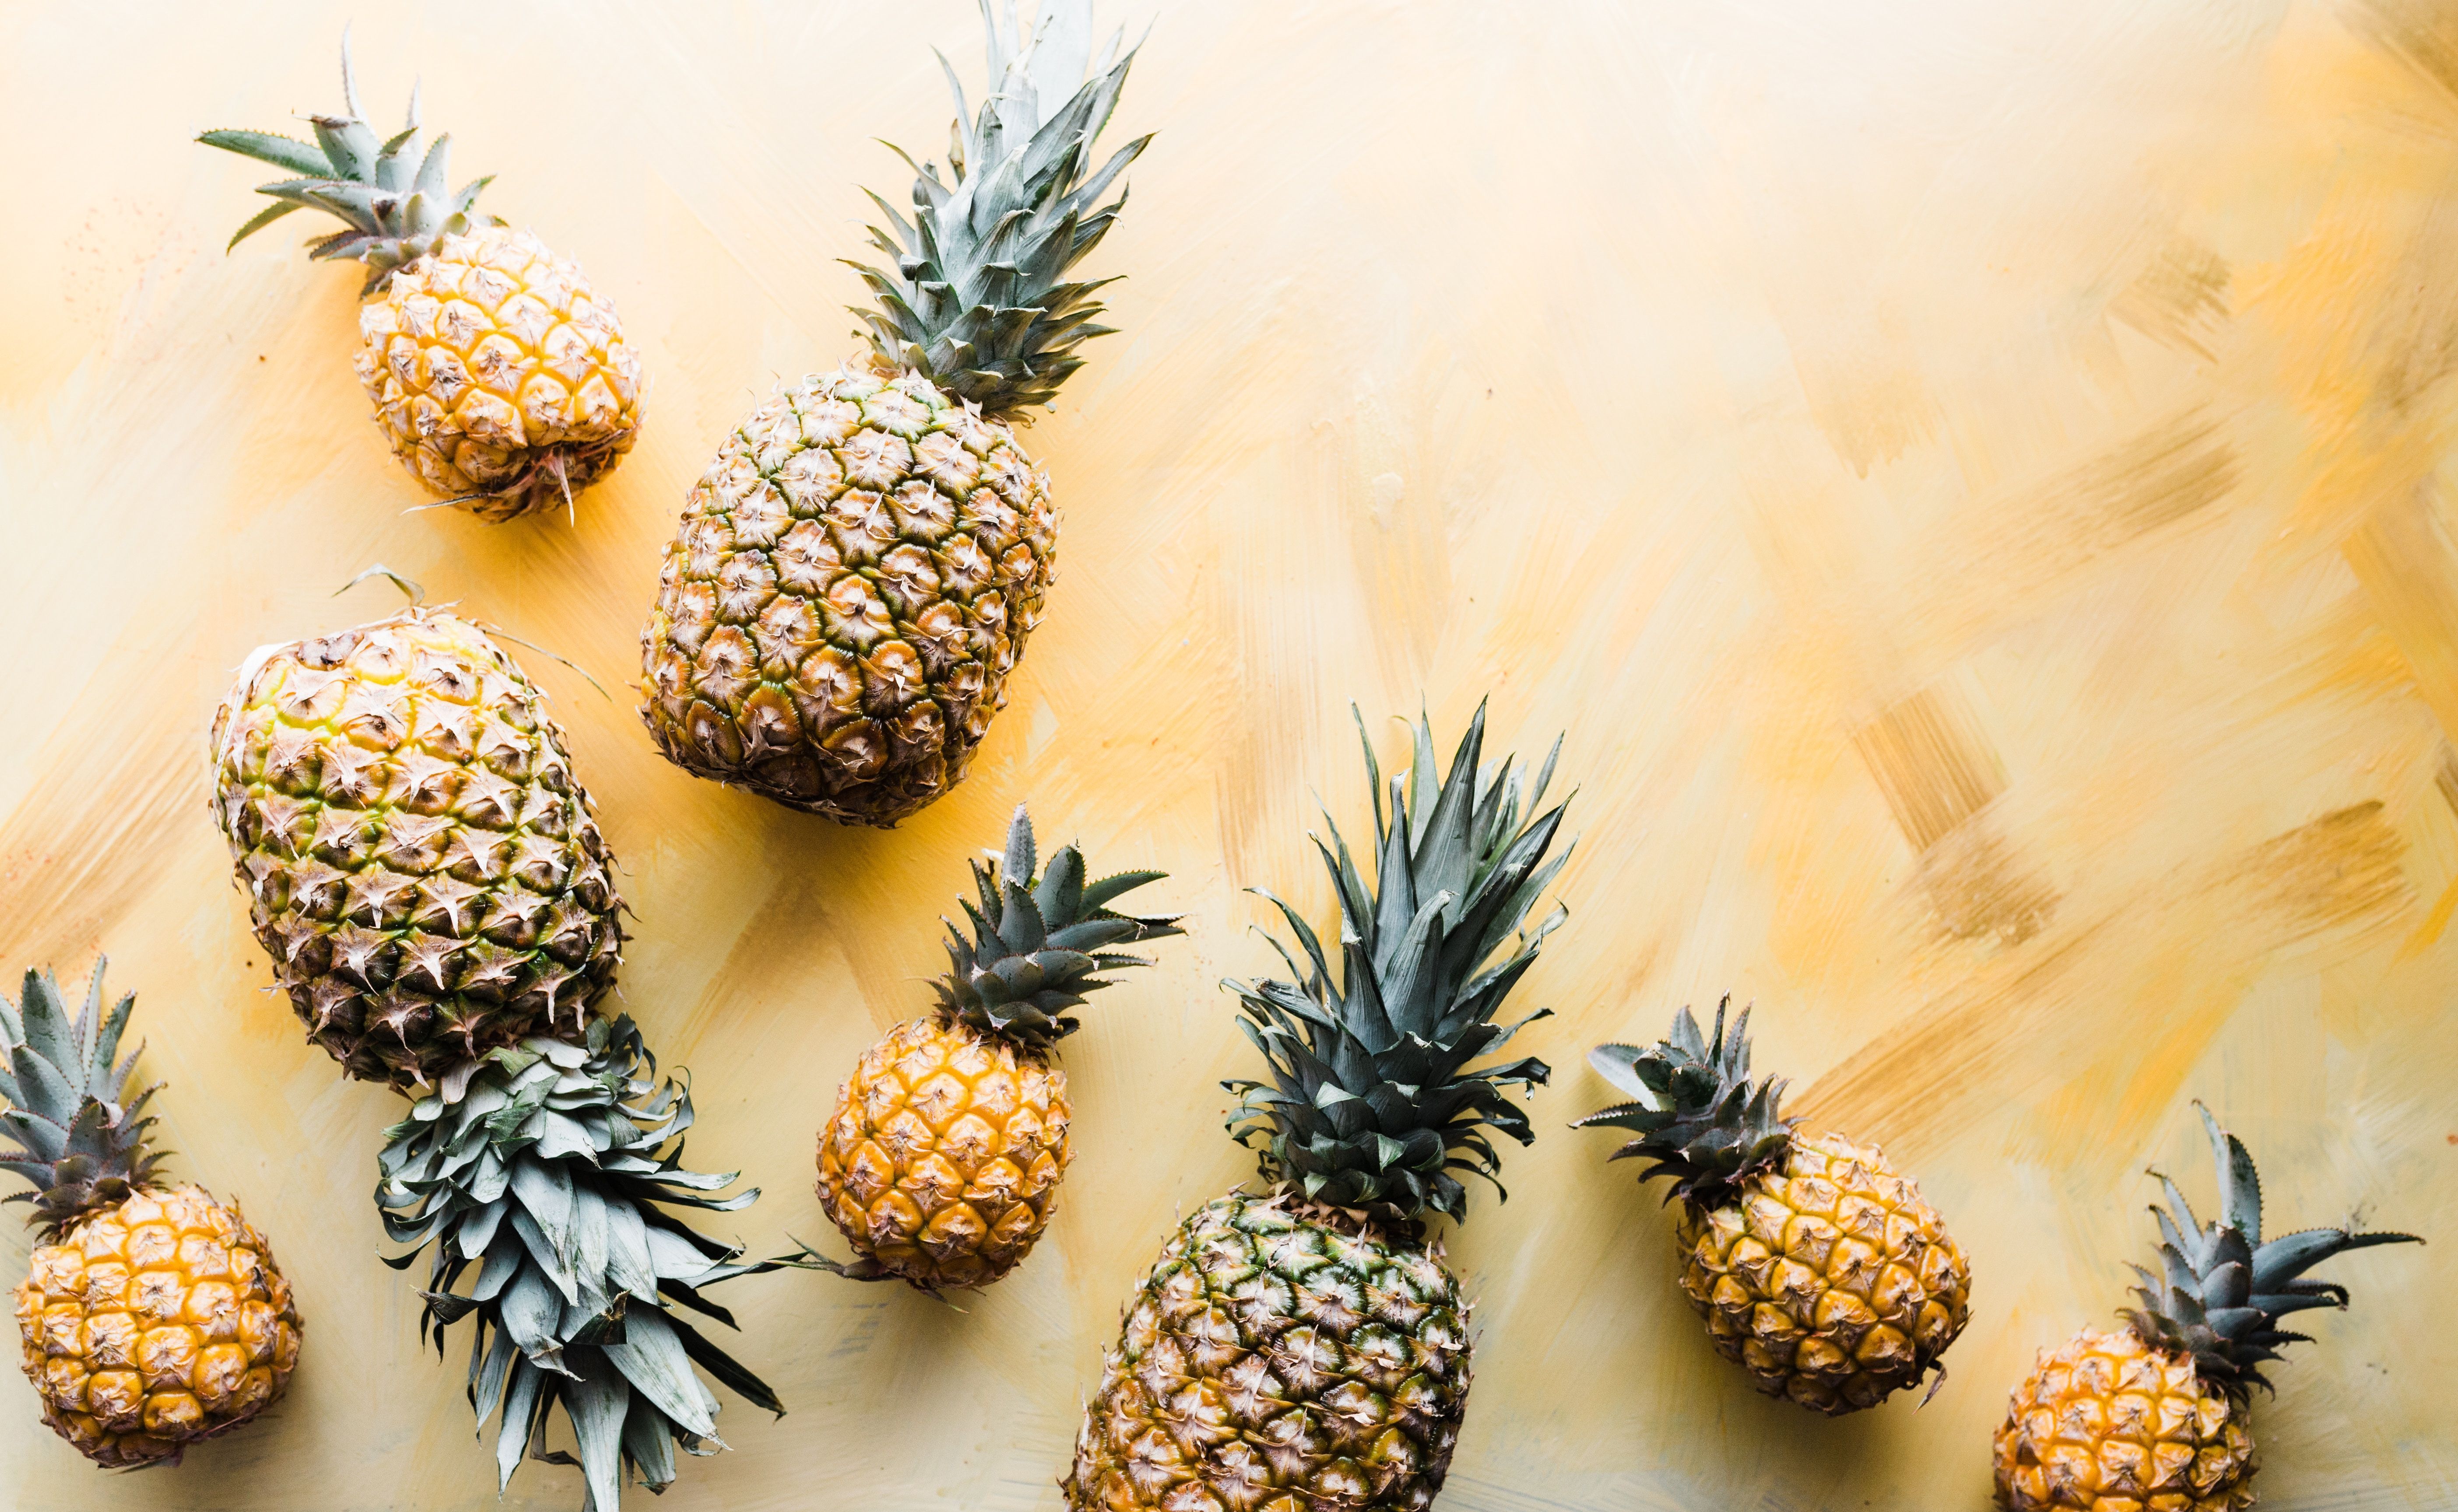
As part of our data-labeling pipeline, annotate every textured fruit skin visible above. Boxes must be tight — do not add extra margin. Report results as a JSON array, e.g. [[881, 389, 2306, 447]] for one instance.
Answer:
[[210, 607, 624, 1087], [640, 367, 1057, 826], [1676, 1130, 1970, 1414], [1065, 1194, 1471, 1512], [1994, 1328, 2257, 1510], [817, 1016, 1068, 1289], [12, 1185, 302, 1468], [354, 227, 643, 522]]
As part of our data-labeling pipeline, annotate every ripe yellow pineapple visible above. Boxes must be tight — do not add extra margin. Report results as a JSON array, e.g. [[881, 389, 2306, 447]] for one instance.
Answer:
[[1576, 1001, 1971, 1414], [212, 591, 784, 1508], [5, 962, 303, 1468], [201, 35, 642, 521], [1065, 704, 1573, 1511], [1993, 1105, 2419, 1510], [799, 805, 1176, 1290], [640, 0, 1151, 825]]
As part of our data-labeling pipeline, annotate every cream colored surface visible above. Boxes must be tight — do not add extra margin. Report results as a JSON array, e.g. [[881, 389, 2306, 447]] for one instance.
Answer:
[[2, 1, 2454, 1507]]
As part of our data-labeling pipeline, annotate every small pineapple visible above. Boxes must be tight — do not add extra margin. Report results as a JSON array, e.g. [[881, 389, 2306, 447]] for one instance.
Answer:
[[1576, 1000, 1971, 1414], [1064, 704, 1572, 1512], [5, 961, 303, 1468], [1993, 1105, 2419, 1511], [212, 592, 782, 1508], [801, 804, 1176, 1290], [201, 34, 643, 521], [639, 0, 1152, 825]]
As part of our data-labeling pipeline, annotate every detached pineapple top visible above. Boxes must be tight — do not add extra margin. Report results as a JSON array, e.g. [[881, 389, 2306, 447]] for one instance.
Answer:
[[2123, 1104, 2420, 1400], [200, 32, 498, 295], [1226, 703, 1573, 1229], [0, 963, 164, 1236], [1577, 998, 1798, 1208], [852, 0, 1152, 415], [932, 804, 1180, 1050]]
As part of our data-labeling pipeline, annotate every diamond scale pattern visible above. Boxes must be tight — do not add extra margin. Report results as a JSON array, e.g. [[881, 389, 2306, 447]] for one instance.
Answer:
[[353, 227, 643, 522], [210, 607, 624, 1086], [816, 1017, 1068, 1289], [1994, 1329, 2257, 1511], [12, 1186, 302, 1469], [639, 366, 1057, 826]]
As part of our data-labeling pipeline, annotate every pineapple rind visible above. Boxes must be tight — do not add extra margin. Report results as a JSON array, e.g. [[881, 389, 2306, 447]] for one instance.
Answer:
[[818, 1016, 1070, 1289], [210, 607, 625, 1087], [1993, 1328, 2256, 1510], [12, 1184, 302, 1468], [355, 227, 643, 521], [1064, 1193, 1471, 1512], [640, 367, 1055, 825], [1677, 1130, 1971, 1415]]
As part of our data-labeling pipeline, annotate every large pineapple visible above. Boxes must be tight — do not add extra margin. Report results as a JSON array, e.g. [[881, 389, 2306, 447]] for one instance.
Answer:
[[1993, 1105, 2419, 1511], [212, 595, 781, 1508], [639, 0, 1152, 825], [799, 803, 1176, 1290], [210, 601, 622, 1088], [201, 34, 643, 521], [1064, 704, 1573, 1512], [1575, 1001, 1971, 1414], [4, 961, 303, 1468]]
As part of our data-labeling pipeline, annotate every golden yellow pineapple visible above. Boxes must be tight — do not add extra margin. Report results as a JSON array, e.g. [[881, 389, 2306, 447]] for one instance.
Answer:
[[640, 0, 1151, 825], [1577, 1001, 1971, 1414], [1993, 1105, 2418, 1510], [801, 805, 1176, 1290], [5, 963, 303, 1468], [1065, 704, 1573, 1511], [202, 35, 641, 522]]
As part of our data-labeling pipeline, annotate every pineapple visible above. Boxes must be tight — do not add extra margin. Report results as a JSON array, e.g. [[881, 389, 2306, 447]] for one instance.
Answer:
[[1575, 1001, 1971, 1414], [212, 593, 782, 1508], [1993, 1105, 2419, 1511], [639, 0, 1152, 825], [209, 600, 622, 1088], [4, 961, 303, 1468], [799, 803, 1176, 1290], [1064, 704, 1573, 1512], [200, 33, 643, 522]]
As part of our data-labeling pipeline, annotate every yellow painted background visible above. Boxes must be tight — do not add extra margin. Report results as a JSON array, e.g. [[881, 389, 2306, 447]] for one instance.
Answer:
[[3, 0, 2455, 1507]]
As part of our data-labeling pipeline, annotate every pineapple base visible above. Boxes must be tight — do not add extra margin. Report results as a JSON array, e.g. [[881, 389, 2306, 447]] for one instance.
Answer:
[[1677, 1130, 1970, 1414], [354, 227, 643, 522], [817, 1015, 1070, 1289], [1994, 1327, 2257, 1510], [1064, 1192, 1471, 1512], [12, 1185, 302, 1467]]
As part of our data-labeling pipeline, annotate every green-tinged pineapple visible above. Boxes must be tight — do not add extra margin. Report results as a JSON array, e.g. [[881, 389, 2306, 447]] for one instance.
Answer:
[[201, 34, 643, 521], [213, 587, 782, 1509], [1064, 703, 1573, 1512], [209, 598, 622, 1088], [5, 962, 302, 1468], [1993, 1105, 2419, 1511], [1575, 1001, 1971, 1414], [795, 803, 1177, 1290], [639, 0, 1152, 825]]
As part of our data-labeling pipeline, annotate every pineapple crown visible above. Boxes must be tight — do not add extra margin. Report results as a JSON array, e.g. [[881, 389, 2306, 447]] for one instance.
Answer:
[[1575, 998, 1799, 1209], [933, 803, 1181, 1052], [1225, 701, 1573, 1229], [0, 961, 168, 1237], [200, 29, 501, 295], [850, 0, 1153, 416], [2120, 1103, 2421, 1401], [376, 1015, 781, 1508]]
